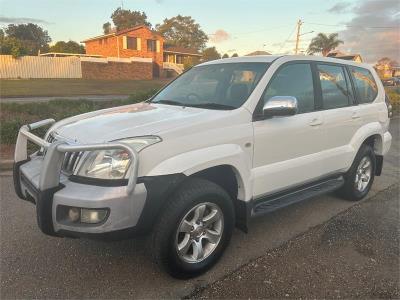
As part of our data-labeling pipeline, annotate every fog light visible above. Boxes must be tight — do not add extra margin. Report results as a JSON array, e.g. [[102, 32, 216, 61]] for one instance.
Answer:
[[80, 208, 108, 224], [68, 207, 80, 223]]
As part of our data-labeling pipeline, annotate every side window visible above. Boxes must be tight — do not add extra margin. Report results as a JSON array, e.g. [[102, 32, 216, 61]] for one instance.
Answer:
[[263, 63, 315, 113], [127, 37, 138, 50], [317, 64, 350, 109], [349, 66, 378, 103], [147, 40, 157, 52]]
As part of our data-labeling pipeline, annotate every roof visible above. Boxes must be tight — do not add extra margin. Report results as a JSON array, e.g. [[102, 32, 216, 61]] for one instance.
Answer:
[[199, 55, 373, 70], [327, 52, 362, 61], [245, 50, 272, 56], [201, 55, 281, 65], [163, 46, 202, 56], [39, 52, 102, 58], [81, 25, 162, 43], [333, 55, 362, 61]]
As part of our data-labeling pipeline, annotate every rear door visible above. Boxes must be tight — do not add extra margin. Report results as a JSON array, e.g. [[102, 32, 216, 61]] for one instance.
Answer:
[[316, 63, 361, 173]]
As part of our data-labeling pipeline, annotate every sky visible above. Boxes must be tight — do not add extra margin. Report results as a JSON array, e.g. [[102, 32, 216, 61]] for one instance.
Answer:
[[0, 0, 398, 63]]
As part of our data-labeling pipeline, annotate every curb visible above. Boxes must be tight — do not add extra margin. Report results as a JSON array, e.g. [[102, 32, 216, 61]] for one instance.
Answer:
[[0, 159, 14, 171]]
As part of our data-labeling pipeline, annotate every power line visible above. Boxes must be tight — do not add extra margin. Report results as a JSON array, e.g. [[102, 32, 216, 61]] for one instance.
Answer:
[[278, 24, 297, 54], [304, 22, 398, 29]]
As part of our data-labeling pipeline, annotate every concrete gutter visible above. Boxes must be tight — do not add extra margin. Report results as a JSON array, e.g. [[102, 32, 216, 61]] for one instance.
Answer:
[[0, 159, 13, 171]]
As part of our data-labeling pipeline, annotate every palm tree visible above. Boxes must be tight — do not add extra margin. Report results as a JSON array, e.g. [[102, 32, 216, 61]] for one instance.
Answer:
[[307, 33, 343, 56]]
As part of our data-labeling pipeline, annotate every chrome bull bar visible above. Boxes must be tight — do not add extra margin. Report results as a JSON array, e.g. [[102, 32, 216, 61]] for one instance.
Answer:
[[15, 119, 139, 194]]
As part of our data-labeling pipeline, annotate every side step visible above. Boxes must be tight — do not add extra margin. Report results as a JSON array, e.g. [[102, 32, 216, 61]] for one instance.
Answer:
[[252, 176, 344, 217]]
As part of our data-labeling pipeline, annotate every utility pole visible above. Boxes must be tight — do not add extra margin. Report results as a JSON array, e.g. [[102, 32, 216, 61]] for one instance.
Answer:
[[295, 19, 303, 55]]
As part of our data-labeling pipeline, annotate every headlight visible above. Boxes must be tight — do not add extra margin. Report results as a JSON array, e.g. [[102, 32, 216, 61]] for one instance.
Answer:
[[75, 136, 161, 180]]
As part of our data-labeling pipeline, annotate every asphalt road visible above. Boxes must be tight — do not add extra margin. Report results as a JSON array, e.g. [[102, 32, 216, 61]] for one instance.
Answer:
[[1, 118, 399, 299], [194, 183, 399, 299]]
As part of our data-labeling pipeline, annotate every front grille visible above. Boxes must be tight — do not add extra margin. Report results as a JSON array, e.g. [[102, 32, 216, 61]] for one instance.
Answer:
[[46, 133, 56, 143], [46, 132, 83, 175], [62, 151, 83, 175]]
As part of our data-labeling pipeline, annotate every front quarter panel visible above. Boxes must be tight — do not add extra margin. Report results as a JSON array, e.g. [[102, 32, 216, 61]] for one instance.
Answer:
[[138, 109, 254, 201]]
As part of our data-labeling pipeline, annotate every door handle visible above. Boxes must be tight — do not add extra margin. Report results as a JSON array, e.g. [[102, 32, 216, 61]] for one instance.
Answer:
[[309, 118, 323, 126], [352, 112, 361, 119]]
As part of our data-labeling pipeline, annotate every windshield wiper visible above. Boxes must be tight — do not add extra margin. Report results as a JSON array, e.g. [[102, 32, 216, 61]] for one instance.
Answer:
[[187, 103, 236, 110], [153, 99, 186, 106]]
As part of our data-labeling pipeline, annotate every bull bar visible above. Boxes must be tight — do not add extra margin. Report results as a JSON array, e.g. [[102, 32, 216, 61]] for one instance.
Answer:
[[14, 119, 139, 195]]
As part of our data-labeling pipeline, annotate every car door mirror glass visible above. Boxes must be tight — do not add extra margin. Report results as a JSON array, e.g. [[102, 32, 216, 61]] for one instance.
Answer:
[[263, 96, 298, 117]]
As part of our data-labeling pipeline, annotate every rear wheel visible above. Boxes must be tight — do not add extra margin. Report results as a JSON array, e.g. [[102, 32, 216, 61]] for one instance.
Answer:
[[338, 144, 376, 201], [151, 178, 235, 278]]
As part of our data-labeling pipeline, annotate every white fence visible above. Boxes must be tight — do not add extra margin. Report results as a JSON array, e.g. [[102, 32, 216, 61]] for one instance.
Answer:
[[0, 55, 154, 79], [0, 55, 82, 79]]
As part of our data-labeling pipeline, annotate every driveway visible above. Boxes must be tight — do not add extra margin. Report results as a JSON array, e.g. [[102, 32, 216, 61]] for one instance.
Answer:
[[1, 117, 398, 299]]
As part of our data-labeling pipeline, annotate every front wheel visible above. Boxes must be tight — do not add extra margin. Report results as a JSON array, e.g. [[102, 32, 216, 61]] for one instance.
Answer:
[[151, 178, 235, 278]]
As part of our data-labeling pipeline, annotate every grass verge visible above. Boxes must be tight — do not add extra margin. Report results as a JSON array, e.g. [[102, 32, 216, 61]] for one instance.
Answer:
[[0, 78, 169, 97]]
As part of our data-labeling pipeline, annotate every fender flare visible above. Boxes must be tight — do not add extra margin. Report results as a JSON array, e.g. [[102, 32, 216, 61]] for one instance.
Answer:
[[349, 122, 384, 157], [147, 144, 252, 201]]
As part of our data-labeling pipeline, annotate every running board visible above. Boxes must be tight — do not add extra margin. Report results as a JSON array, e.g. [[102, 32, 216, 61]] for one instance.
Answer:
[[252, 176, 344, 217]]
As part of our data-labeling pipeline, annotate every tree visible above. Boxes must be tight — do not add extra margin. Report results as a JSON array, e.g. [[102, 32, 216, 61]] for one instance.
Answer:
[[49, 41, 85, 54], [103, 22, 112, 34], [307, 33, 343, 56], [201, 47, 221, 61], [5, 23, 51, 55], [222, 53, 229, 58], [156, 15, 208, 51], [0, 36, 27, 57], [231, 53, 239, 57], [105, 7, 151, 32]]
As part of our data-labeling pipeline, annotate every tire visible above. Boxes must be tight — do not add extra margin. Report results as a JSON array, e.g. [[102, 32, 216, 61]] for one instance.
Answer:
[[151, 178, 235, 279], [338, 144, 376, 201]]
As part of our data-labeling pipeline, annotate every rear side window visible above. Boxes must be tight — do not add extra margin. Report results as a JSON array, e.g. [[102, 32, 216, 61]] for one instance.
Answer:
[[317, 64, 350, 109], [263, 63, 315, 113], [349, 66, 378, 103]]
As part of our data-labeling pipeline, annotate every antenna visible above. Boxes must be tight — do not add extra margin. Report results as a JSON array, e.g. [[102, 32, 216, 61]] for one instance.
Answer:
[[121, 0, 124, 9]]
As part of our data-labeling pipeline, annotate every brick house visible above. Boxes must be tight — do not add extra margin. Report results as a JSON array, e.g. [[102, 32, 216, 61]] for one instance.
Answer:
[[82, 25, 201, 78]]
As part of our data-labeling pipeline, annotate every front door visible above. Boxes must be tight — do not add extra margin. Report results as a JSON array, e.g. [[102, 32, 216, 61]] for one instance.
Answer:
[[252, 62, 326, 197]]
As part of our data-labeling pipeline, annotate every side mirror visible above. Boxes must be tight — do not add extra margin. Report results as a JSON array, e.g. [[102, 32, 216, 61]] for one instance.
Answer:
[[263, 96, 298, 117]]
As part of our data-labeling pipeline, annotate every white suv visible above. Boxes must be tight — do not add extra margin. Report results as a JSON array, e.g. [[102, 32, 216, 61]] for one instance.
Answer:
[[14, 55, 392, 278]]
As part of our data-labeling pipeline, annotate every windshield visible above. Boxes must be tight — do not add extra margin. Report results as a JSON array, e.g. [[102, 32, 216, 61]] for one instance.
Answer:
[[151, 62, 270, 110]]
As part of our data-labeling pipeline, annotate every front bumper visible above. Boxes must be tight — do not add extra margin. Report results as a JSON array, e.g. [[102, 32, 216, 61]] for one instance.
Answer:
[[13, 119, 147, 239]]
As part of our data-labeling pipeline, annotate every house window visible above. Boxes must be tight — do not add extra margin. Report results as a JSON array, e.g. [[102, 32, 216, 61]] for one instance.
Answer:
[[127, 37, 138, 50], [147, 39, 157, 52]]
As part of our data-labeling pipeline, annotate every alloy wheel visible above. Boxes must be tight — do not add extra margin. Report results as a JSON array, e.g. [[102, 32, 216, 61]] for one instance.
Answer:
[[354, 156, 372, 192], [175, 202, 224, 263]]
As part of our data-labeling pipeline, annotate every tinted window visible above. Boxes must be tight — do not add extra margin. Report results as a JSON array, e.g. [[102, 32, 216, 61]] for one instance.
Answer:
[[349, 66, 378, 103], [263, 63, 315, 113], [152, 63, 269, 109], [317, 64, 350, 109]]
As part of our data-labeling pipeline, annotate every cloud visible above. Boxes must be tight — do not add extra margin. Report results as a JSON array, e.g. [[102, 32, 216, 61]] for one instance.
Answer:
[[338, 0, 399, 63], [0, 16, 50, 24], [327, 2, 352, 13], [209, 29, 231, 43]]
